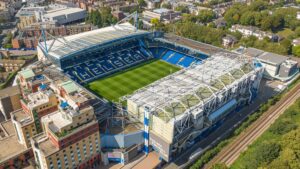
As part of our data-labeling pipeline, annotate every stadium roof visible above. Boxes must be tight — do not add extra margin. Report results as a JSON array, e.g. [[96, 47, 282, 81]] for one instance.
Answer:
[[44, 8, 85, 18], [127, 52, 258, 123], [39, 22, 149, 59]]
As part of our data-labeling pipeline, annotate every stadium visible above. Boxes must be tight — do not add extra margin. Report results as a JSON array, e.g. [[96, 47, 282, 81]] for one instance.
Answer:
[[37, 21, 264, 163]]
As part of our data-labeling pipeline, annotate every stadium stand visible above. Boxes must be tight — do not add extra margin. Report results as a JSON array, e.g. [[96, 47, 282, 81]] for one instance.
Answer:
[[63, 42, 153, 83], [62, 37, 210, 84], [39, 25, 209, 84]]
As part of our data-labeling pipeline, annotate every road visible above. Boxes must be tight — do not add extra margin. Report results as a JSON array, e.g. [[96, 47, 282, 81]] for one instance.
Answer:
[[163, 79, 279, 169], [204, 82, 300, 168]]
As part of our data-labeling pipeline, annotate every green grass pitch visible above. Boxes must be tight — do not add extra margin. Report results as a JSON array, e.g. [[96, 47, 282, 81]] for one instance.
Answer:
[[86, 59, 181, 102]]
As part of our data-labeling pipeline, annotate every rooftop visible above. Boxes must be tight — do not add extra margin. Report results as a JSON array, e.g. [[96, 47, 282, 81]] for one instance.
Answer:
[[0, 120, 29, 163], [35, 113, 97, 157], [42, 109, 73, 133], [60, 80, 79, 94], [43, 7, 85, 18], [257, 52, 288, 65], [163, 34, 227, 55], [11, 109, 33, 126], [39, 22, 149, 59], [0, 85, 20, 98], [0, 59, 26, 65], [26, 89, 53, 109], [32, 134, 59, 157], [244, 47, 264, 57], [127, 52, 258, 122], [153, 8, 171, 14], [19, 69, 35, 79]]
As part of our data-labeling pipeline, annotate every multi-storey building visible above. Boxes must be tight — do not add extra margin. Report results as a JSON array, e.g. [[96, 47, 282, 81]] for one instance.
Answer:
[[11, 83, 58, 147], [17, 69, 51, 94], [0, 59, 26, 72], [0, 120, 33, 169], [0, 86, 21, 121], [31, 84, 101, 169], [1, 67, 102, 168]]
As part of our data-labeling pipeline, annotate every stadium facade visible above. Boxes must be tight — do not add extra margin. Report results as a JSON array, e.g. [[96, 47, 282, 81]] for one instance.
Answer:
[[37, 22, 264, 163]]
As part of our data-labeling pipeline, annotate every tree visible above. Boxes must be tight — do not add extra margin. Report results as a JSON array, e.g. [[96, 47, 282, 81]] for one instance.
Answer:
[[255, 142, 281, 166], [260, 16, 273, 31], [248, 0, 268, 11], [271, 14, 284, 31], [224, 7, 241, 26], [240, 11, 257, 26], [197, 10, 215, 23], [175, 5, 189, 14], [269, 119, 297, 135], [292, 46, 300, 57], [138, 0, 146, 7], [295, 27, 300, 36], [150, 18, 160, 30], [280, 39, 292, 54], [161, 2, 171, 9]]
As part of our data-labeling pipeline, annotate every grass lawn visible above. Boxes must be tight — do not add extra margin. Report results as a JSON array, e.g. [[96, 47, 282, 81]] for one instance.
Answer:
[[86, 59, 181, 102]]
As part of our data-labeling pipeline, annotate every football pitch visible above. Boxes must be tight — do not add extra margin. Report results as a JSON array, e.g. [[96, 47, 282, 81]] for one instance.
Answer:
[[86, 59, 181, 102]]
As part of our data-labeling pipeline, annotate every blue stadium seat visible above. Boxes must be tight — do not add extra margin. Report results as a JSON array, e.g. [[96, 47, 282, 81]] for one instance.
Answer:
[[85, 60, 105, 76], [110, 56, 125, 68], [97, 58, 115, 72], [178, 56, 196, 68], [121, 54, 135, 64], [73, 64, 93, 81], [161, 51, 174, 61], [166, 53, 183, 65]]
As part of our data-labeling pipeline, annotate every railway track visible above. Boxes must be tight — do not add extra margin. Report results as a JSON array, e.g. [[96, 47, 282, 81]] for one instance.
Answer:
[[204, 83, 300, 169]]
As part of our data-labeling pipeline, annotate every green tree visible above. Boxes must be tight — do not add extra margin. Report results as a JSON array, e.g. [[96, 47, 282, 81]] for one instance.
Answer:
[[175, 5, 189, 13], [295, 27, 300, 36], [240, 11, 257, 26], [255, 142, 281, 166], [161, 2, 171, 9], [138, 0, 146, 7], [260, 16, 273, 30], [269, 119, 297, 135], [197, 10, 215, 23], [280, 39, 292, 54], [248, 0, 268, 11], [292, 45, 300, 57], [224, 7, 241, 26]]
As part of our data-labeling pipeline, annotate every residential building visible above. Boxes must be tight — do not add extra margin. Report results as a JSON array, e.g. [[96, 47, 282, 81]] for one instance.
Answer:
[[222, 35, 237, 47], [0, 120, 33, 169], [31, 83, 101, 169], [13, 24, 92, 49], [10, 83, 58, 149], [0, 59, 26, 72], [230, 24, 279, 41], [40, 8, 86, 25], [0, 86, 21, 121], [142, 8, 181, 26], [145, 0, 160, 9], [17, 69, 51, 94]]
